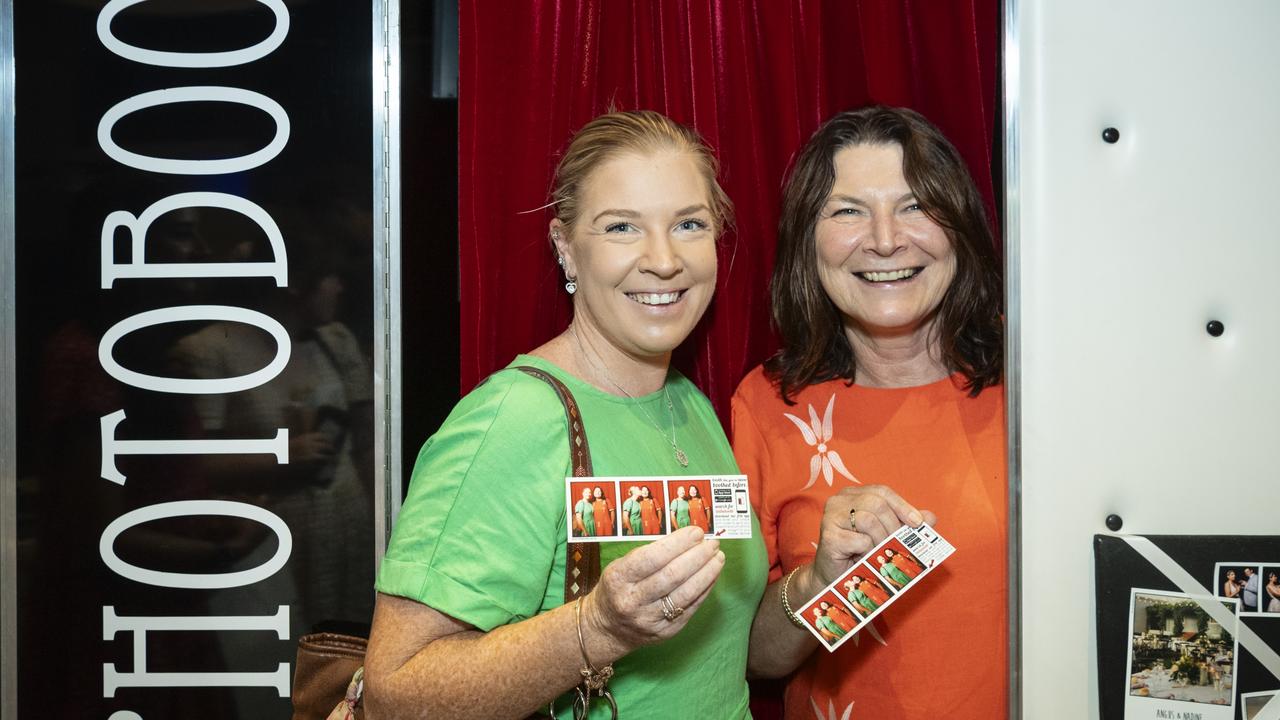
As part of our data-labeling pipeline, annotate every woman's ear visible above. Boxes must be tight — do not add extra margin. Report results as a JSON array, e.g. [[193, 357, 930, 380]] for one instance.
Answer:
[[549, 219, 576, 278]]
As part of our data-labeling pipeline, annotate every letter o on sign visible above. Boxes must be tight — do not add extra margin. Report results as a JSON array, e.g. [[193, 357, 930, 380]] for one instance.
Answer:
[[97, 86, 291, 175], [98, 305, 291, 394], [100, 500, 293, 589], [97, 0, 290, 68]]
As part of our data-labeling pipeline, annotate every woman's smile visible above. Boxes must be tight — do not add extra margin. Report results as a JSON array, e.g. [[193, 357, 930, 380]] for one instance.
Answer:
[[854, 267, 922, 284], [626, 289, 687, 306]]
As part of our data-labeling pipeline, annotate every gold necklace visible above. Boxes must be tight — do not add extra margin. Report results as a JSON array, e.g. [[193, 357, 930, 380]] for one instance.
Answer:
[[570, 326, 689, 467]]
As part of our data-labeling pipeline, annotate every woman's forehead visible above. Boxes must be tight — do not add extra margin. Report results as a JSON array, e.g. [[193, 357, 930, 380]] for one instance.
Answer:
[[577, 151, 709, 213]]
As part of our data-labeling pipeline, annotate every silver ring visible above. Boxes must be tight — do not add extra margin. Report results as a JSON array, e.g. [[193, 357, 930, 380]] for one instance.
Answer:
[[849, 509, 858, 530], [660, 595, 684, 621]]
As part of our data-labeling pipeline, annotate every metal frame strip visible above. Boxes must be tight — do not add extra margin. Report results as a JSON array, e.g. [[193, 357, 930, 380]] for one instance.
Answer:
[[372, 0, 403, 565], [1002, 0, 1023, 717], [1, 0, 18, 713], [386, 0, 403, 531]]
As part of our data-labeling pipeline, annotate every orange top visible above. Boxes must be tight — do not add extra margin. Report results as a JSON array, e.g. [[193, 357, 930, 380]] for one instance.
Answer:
[[891, 553, 922, 578], [827, 604, 858, 633], [592, 498, 613, 536], [639, 498, 662, 535], [732, 366, 1007, 719], [858, 579, 890, 607], [688, 496, 712, 532]]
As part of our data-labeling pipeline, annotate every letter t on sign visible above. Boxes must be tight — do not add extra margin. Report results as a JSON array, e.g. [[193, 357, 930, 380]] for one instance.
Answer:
[[102, 605, 291, 697]]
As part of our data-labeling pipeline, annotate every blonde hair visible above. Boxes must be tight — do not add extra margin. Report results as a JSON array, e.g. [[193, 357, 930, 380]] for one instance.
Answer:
[[550, 110, 734, 236]]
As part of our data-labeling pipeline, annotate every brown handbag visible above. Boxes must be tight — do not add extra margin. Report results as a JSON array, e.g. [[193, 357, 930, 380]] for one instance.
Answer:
[[291, 633, 367, 720], [290, 366, 600, 719]]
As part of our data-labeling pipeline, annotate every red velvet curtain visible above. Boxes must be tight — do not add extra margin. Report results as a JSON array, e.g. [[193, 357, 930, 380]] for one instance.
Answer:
[[459, 0, 1000, 422]]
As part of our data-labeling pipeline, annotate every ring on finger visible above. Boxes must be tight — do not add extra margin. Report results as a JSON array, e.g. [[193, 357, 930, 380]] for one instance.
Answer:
[[660, 594, 684, 621], [849, 509, 858, 531]]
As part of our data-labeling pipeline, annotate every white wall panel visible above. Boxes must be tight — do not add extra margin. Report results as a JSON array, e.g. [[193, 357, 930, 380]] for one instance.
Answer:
[[1011, 0, 1280, 715]]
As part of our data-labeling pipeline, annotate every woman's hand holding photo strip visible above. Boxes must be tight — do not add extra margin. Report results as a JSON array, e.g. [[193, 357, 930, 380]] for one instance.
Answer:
[[797, 523, 955, 652]]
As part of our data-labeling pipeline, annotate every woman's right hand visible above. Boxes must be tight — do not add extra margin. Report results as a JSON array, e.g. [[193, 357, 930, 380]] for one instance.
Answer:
[[811, 485, 935, 588], [582, 526, 724, 654]]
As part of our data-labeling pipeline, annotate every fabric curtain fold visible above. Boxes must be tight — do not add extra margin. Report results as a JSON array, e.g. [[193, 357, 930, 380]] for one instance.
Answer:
[[460, 0, 999, 423]]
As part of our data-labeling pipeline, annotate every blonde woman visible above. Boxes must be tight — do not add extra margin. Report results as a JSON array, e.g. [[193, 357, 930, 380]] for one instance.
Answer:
[[364, 111, 766, 719]]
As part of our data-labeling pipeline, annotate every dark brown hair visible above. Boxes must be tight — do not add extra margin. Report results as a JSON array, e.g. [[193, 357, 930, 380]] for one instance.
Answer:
[[765, 106, 1003, 402]]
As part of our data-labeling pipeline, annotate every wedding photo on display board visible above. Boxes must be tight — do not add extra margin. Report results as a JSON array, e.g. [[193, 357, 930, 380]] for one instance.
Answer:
[[1095, 535, 1280, 720]]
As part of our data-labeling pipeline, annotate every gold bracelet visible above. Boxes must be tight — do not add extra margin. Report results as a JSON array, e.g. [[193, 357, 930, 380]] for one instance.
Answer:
[[780, 565, 808, 629], [574, 596, 615, 693]]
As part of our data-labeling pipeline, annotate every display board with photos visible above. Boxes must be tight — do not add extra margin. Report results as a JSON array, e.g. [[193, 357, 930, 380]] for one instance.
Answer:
[[1095, 535, 1280, 720]]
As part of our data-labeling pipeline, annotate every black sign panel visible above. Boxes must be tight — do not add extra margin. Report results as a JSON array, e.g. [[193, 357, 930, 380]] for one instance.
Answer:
[[14, 1, 376, 717]]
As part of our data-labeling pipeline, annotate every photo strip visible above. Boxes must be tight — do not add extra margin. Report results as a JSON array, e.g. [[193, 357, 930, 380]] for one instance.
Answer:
[[1242, 691, 1280, 720], [1214, 561, 1280, 616], [798, 523, 956, 652], [798, 590, 861, 651], [565, 476, 752, 543], [1124, 588, 1238, 720]]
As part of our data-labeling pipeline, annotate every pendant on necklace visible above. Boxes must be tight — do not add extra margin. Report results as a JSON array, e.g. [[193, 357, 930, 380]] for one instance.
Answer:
[[675, 448, 689, 467]]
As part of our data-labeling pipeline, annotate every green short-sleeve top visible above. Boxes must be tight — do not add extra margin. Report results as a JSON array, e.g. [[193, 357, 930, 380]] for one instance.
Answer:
[[377, 355, 767, 719]]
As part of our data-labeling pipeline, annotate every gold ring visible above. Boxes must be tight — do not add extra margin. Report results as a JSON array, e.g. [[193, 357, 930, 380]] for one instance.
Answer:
[[660, 595, 684, 621]]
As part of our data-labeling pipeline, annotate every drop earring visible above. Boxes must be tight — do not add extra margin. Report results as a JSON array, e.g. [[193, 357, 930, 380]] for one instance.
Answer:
[[553, 230, 574, 293]]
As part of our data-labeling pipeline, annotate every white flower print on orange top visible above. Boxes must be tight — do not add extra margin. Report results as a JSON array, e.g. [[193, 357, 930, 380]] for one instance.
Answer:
[[809, 696, 855, 720], [782, 394, 858, 489]]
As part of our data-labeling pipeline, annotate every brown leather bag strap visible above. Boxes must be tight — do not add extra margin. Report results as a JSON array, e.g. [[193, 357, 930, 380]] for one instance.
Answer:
[[513, 366, 602, 602]]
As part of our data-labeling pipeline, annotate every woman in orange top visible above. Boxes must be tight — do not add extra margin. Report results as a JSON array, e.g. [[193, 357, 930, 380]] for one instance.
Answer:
[[687, 484, 711, 532], [849, 573, 891, 608], [591, 485, 615, 536], [821, 601, 857, 634], [885, 547, 922, 579], [733, 107, 1006, 718], [639, 485, 663, 535]]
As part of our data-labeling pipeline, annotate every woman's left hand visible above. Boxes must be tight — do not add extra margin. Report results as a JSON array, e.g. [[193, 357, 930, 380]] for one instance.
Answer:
[[811, 485, 937, 588]]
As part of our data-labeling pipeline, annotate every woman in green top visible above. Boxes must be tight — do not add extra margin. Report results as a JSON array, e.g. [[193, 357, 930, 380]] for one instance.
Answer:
[[620, 485, 643, 536], [364, 111, 767, 719], [843, 577, 879, 614], [877, 554, 911, 589], [812, 606, 847, 643], [669, 484, 692, 529], [573, 487, 596, 537]]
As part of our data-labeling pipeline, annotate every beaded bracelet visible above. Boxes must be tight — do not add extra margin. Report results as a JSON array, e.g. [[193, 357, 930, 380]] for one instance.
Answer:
[[780, 565, 807, 629]]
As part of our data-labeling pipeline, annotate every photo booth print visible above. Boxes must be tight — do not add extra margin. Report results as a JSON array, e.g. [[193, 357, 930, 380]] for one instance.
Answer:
[[565, 475, 753, 544], [1094, 534, 1280, 720]]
